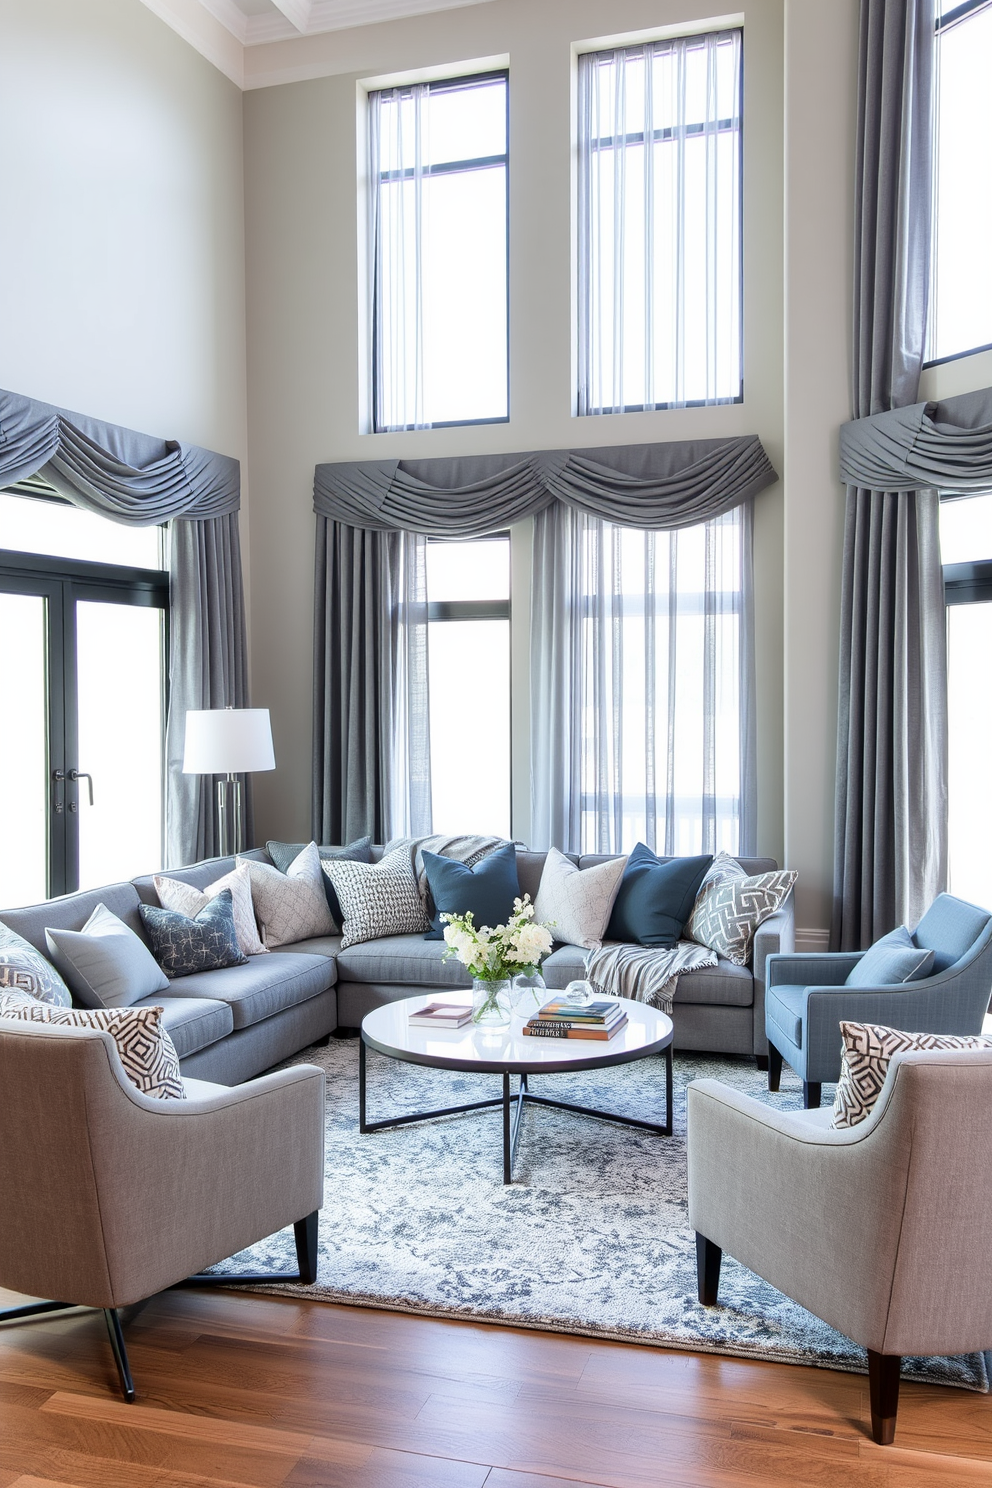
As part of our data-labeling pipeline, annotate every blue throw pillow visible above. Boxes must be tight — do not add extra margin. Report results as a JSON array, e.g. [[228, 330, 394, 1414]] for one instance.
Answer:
[[845, 925, 934, 987], [266, 837, 373, 925], [422, 843, 521, 940], [605, 846, 714, 948], [139, 888, 247, 977]]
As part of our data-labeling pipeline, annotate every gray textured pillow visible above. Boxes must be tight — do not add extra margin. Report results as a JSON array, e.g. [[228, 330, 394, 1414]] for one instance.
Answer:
[[832, 1021, 992, 1128], [45, 904, 169, 1008], [0, 992, 185, 1100], [322, 846, 431, 950], [266, 836, 373, 924], [533, 848, 627, 950], [238, 843, 337, 948], [0, 919, 72, 1006], [686, 862, 797, 966]]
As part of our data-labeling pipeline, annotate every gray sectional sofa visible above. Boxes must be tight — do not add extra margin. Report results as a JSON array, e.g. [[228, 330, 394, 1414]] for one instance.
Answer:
[[0, 846, 794, 1078]]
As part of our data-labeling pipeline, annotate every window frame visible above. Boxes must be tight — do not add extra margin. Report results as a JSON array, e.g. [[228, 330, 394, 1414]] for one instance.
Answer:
[[370, 68, 511, 434]]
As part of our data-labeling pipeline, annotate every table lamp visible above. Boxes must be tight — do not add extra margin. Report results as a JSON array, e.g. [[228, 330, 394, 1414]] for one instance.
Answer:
[[182, 707, 275, 856]]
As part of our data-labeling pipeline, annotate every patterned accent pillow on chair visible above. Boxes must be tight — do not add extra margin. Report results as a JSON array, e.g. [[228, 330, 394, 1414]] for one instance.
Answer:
[[139, 889, 247, 977], [0, 921, 72, 1006], [833, 1021, 992, 1128], [237, 843, 337, 948], [686, 858, 797, 966], [154, 862, 267, 957], [0, 992, 185, 1099], [322, 846, 431, 950]]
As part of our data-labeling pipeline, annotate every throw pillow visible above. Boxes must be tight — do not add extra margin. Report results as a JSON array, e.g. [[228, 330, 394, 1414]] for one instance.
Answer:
[[533, 848, 628, 951], [686, 865, 798, 967], [322, 845, 431, 950], [139, 888, 247, 977], [0, 992, 185, 1100], [422, 842, 521, 941], [844, 925, 934, 987], [605, 846, 714, 949], [45, 903, 170, 1008], [266, 836, 373, 924], [832, 1020, 992, 1128], [154, 862, 267, 957], [238, 843, 338, 948], [0, 920, 72, 1006]]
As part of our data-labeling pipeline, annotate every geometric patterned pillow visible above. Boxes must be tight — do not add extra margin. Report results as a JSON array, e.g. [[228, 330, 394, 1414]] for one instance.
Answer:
[[139, 888, 247, 977], [237, 844, 338, 948], [0, 992, 185, 1099], [154, 862, 267, 957], [686, 864, 797, 966], [832, 1020, 992, 1129], [0, 919, 72, 1006], [321, 845, 431, 950]]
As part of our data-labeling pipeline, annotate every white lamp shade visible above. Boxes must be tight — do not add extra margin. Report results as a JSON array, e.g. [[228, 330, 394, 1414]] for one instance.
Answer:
[[182, 709, 275, 775]]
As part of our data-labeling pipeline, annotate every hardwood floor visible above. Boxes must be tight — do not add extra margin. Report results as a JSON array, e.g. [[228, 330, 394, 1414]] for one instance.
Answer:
[[1, 1288, 990, 1487]]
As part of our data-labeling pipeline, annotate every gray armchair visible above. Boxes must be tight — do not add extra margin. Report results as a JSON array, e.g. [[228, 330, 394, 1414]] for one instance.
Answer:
[[687, 1048, 992, 1444], [0, 1019, 325, 1401], [764, 894, 992, 1106]]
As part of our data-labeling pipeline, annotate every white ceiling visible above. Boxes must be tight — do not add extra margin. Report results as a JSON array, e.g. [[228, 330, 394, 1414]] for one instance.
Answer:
[[198, 0, 495, 48]]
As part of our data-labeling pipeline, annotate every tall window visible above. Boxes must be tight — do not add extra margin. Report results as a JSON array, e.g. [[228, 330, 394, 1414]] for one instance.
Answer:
[[927, 0, 992, 364], [577, 29, 743, 415], [425, 535, 510, 839], [0, 490, 168, 905], [941, 492, 992, 909], [369, 72, 509, 431]]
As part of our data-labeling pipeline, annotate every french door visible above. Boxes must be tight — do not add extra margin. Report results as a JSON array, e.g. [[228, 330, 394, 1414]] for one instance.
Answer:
[[0, 552, 168, 906]]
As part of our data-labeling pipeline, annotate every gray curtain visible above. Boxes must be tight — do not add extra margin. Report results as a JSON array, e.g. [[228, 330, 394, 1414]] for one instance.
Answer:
[[531, 501, 755, 856], [840, 384, 992, 493], [313, 517, 430, 844], [0, 387, 249, 868], [833, 0, 945, 950]]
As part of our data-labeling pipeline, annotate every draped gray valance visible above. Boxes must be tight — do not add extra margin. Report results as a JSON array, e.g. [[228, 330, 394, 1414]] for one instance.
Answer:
[[313, 435, 778, 536], [839, 384, 992, 495], [0, 387, 240, 521]]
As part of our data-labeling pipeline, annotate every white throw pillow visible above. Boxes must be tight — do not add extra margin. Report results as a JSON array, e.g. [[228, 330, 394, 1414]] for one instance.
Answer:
[[533, 848, 628, 951], [832, 1021, 992, 1128], [237, 843, 337, 948], [154, 862, 267, 957], [322, 846, 431, 950], [45, 903, 170, 1008], [0, 991, 185, 1100]]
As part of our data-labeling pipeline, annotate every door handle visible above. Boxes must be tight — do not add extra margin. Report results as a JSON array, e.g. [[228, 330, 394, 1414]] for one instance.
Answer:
[[69, 769, 94, 806], [52, 769, 65, 814]]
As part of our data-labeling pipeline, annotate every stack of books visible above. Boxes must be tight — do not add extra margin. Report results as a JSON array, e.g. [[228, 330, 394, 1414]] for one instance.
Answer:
[[408, 1001, 473, 1028], [522, 996, 627, 1040]]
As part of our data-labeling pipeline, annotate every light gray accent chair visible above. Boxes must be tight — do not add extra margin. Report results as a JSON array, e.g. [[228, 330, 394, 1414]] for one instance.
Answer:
[[764, 894, 992, 1107], [0, 1019, 325, 1401], [687, 1048, 992, 1445]]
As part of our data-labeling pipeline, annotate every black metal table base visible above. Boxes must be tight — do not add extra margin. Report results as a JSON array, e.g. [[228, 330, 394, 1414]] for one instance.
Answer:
[[359, 1038, 673, 1183]]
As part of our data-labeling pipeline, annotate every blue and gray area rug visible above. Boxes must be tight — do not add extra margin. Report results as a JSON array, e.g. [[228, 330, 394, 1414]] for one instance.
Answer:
[[210, 1037, 990, 1392]]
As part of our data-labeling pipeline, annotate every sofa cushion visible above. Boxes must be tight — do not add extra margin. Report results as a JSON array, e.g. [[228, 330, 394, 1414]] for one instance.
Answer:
[[278, 934, 344, 958], [133, 993, 234, 1059], [1, 882, 146, 955], [161, 951, 334, 1030], [765, 984, 806, 1049], [335, 934, 471, 988], [515, 850, 554, 903], [46, 903, 170, 1007]]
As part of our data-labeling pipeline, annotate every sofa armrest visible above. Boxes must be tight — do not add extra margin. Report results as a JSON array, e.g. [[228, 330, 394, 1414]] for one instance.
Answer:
[[750, 898, 796, 1057], [766, 951, 861, 988]]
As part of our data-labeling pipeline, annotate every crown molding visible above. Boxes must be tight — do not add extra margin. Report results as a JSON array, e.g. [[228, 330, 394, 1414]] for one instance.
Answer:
[[138, 0, 245, 85]]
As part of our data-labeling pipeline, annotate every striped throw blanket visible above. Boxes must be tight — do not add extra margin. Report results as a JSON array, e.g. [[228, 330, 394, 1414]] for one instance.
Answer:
[[584, 940, 718, 1015]]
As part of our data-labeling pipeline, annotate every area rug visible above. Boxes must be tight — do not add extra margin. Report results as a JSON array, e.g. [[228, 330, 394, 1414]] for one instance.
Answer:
[[208, 1037, 991, 1392]]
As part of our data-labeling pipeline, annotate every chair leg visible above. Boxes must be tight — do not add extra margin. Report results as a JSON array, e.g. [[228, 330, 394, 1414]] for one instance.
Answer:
[[867, 1350, 900, 1445], [294, 1211, 319, 1285], [767, 1043, 783, 1092], [103, 1308, 136, 1404], [695, 1233, 722, 1306], [803, 1081, 822, 1109]]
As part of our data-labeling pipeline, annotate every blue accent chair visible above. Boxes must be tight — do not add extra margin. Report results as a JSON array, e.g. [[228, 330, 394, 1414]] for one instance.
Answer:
[[764, 894, 992, 1108]]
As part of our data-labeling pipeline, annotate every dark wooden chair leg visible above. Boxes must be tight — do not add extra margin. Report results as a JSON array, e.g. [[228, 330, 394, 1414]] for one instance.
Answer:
[[695, 1233, 722, 1306], [767, 1043, 783, 1092], [755, 1054, 769, 1072], [803, 1081, 822, 1109], [103, 1308, 136, 1404], [294, 1210, 319, 1284], [867, 1350, 900, 1445]]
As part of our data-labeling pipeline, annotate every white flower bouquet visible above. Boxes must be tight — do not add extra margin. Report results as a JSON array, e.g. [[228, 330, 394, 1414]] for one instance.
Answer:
[[441, 895, 554, 983]]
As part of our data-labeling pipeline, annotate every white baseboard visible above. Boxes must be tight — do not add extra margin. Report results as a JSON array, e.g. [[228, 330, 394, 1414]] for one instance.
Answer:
[[795, 927, 831, 953]]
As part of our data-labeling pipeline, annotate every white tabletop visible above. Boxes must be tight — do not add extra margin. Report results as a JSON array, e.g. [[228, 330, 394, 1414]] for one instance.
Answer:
[[360, 992, 673, 1074]]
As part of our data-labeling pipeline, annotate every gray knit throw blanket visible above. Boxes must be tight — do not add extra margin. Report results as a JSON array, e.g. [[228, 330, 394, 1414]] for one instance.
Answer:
[[584, 940, 718, 1015]]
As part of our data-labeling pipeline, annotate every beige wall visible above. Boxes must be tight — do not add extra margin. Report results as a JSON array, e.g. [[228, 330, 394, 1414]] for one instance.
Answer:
[[244, 0, 791, 885], [0, 0, 247, 478]]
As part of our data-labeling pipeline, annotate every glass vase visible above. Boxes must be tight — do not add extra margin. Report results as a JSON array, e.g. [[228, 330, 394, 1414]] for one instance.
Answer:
[[510, 968, 547, 1017], [471, 977, 512, 1027]]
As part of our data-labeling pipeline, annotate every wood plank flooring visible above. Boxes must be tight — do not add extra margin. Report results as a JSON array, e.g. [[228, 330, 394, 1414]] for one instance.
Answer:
[[0, 1286, 989, 1487]]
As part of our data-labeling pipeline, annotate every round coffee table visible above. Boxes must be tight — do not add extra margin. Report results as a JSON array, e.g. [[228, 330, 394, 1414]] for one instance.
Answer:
[[359, 993, 674, 1183]]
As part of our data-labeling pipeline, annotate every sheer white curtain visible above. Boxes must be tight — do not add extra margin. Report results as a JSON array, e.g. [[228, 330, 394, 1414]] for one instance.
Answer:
[[577, 29, 742, 415], [531, 502, 755, 856]]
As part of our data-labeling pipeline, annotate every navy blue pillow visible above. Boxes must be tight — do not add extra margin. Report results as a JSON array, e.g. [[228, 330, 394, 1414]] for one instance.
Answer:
[[422, 843, 521, 940], [606, 846, 714, 948], [139, 888, 247, 977]]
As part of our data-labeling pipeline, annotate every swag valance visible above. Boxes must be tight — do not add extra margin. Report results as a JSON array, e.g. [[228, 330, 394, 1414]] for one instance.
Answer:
[[0, 387, 240, 522], [314, 435, 777, 536], [839, 384, 992, 495]]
